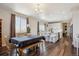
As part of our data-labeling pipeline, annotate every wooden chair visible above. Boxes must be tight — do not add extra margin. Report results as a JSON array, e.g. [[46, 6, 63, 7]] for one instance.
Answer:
[[4, 36, 16, 55], [0, 36, 16, 56], [0, 46, 9, 56]]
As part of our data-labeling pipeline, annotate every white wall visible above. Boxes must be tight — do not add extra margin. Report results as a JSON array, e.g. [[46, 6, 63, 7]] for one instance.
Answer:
[[28, 16, 38, 35], [67, 21, 71, 36], [72, 11, 79, 48]]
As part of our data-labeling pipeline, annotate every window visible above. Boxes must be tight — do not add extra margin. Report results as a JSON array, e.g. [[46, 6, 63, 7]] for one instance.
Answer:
[[52, 23, 62, 33], [39, 24, 45, 32], [15, 16, 27, 34]]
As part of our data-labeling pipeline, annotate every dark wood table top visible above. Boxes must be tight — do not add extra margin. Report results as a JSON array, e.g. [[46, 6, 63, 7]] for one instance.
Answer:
[[10, 35, 45, 47]]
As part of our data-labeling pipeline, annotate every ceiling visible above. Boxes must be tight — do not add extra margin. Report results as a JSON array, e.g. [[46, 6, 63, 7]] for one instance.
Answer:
[[0, 3, 79, 22]]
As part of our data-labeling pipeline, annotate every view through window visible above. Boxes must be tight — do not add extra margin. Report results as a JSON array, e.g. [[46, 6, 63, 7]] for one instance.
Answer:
[[15, 16, 27, 36]]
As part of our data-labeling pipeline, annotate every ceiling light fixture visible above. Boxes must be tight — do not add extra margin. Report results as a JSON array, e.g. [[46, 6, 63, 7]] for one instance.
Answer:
[[34, 3, 42, 20]]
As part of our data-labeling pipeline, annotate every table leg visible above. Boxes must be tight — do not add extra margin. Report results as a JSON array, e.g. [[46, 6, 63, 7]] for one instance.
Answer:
[[77, 40, 78, 56], [18, 48, 24, 56]]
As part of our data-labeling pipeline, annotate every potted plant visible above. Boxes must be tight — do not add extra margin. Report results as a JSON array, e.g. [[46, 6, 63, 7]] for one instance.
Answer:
[[27, 26, 31, 36]]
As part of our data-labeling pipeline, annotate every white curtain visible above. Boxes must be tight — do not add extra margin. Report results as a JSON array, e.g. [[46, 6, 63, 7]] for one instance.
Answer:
[[15, 16, 27, 33]]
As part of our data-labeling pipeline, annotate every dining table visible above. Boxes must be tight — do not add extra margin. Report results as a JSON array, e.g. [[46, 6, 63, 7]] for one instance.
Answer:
[[10, 35, 45, 55]]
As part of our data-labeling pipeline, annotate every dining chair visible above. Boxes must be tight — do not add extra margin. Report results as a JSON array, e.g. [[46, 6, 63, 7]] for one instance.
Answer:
[[50, 33, 58, 43], [4, 36, 17, 56]]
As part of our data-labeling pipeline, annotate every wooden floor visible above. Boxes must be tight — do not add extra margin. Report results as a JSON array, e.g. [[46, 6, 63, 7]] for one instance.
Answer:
[[44, 37, 73, 56], [0, 37, 78, 56]]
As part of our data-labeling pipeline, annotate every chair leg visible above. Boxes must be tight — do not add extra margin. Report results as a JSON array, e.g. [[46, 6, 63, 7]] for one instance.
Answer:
[[15, 48, 17, 56]]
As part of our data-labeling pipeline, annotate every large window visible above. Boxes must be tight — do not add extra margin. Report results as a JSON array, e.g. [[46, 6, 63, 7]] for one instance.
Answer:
[[15, 16, 27, 34], [39, 24, 45, 32]]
